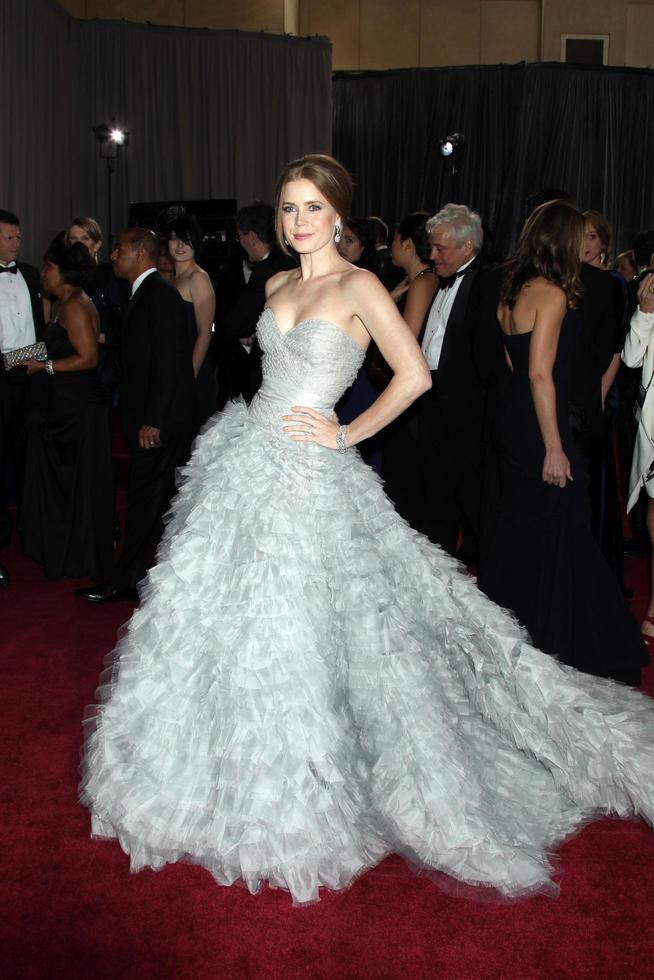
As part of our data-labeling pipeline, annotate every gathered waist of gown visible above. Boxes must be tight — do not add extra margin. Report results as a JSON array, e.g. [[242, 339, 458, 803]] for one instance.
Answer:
[[248, 377, 336, 434]]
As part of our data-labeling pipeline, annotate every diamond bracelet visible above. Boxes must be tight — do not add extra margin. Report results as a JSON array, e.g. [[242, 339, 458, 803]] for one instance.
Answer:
[[336, 424, 348, 453]]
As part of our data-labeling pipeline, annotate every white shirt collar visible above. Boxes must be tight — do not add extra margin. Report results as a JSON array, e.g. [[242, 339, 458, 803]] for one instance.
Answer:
[[131, 267, 157, 296], [454, 255, 476, 275]]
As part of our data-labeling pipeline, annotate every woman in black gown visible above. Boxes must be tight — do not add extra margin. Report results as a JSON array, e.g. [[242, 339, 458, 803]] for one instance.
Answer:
[[165, 214, 217, 431], [370, 212, 438, 524], [336, 218, 384, 471], [19, 241, 113, 580], [481, 200, 647, 686], [67, 217, 129, 400]]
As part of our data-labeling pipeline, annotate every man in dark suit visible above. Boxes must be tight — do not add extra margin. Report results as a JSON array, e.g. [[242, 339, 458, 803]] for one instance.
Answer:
[[417, 204, 504, 563], [367, 214, 401, 289], [217, 201, 296, 403], [0, 209, 47, 585], [77, 228, 195, 602]]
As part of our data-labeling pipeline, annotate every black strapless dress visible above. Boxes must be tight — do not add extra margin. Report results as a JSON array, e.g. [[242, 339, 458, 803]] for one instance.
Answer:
[[183, 300, 217, 430], [19, 322, 114, 580], [480, 310, 648, 684]]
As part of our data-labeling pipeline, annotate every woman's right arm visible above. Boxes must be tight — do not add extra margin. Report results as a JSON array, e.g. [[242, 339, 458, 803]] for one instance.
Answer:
[[336, 271, 432, 447], [527, 286, 571, 488], [30, 300, 98, 375]]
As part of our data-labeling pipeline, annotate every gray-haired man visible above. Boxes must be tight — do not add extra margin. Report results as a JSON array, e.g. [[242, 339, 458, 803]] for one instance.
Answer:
[[416, 204, 502, 563]]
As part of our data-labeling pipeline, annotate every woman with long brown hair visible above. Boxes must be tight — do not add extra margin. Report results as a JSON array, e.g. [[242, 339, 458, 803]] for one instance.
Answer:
[[481, 200, 647, 685]]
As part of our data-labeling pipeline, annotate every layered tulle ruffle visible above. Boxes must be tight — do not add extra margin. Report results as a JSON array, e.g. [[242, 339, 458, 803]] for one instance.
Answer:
[[80, 397, 654, 905], [81, 316, 654, 905]]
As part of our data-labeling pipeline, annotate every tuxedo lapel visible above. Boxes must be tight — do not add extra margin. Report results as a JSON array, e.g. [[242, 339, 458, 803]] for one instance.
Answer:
[[438, 259, 481, 371], [126, 270, 160, 319]]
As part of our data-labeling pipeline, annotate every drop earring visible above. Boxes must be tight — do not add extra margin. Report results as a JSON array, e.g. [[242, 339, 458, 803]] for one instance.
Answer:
[[334, 223, 342, 244]]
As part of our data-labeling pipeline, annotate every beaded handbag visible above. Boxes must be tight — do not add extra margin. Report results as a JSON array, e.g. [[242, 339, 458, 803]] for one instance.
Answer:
[[2, 342, 48, 371]]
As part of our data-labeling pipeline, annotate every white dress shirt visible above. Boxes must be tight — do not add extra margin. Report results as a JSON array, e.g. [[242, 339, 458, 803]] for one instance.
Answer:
[[131, 267, 157, 296], [421, 257, 475, 370], [0, 264, 37, 352]]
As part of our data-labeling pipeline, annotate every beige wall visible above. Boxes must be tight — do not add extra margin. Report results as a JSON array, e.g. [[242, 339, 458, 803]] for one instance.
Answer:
[[57, 0, 654, 69]]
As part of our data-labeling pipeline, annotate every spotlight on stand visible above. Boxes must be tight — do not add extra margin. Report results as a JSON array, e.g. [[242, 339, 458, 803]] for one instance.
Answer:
[[93, 121, 130, 157], [93, 119, 130, 247], [439, 132, 466, 175]]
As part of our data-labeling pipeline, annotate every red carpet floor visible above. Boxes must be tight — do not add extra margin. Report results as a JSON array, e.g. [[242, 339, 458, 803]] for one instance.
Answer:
[[2, 536, 654, 980]]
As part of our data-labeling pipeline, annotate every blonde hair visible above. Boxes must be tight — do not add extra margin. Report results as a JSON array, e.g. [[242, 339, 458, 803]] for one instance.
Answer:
[[67, 216, 103, 262], [68, 216, 103, 245]]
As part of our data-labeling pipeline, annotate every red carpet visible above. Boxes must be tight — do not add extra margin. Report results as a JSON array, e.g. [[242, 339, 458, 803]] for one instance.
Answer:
[[2, 537, 654, 980]]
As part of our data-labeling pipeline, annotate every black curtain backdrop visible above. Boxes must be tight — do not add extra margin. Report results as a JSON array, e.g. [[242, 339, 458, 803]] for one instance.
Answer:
[[333, 62, 654, 259], [2, 0, 332, 264]]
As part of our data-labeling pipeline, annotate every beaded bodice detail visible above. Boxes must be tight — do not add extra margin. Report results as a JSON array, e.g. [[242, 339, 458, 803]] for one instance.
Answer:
[[249, 308, 365, 432]]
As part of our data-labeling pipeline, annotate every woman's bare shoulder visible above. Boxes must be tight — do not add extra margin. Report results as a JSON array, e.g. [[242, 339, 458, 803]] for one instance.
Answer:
[[61, 290, 97, 328], [408, 270, 438, 299], [523, 277, 566, 302], [265, 268, 297, 300], [190, 265, 211, 284], [339, 265, 386, 300], [64, 288, 94, 313], [188, 265, 214, 299]]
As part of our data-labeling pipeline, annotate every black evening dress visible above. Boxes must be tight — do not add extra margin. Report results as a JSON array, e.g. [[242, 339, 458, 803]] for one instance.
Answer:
[[20, 321, 114, 580], [480, 309, 648, 685], [183, 300, 217, 431], [380, 286, 431, 527]]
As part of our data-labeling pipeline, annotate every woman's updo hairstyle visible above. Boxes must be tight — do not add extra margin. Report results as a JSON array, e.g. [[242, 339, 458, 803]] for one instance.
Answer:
[[44, 239, 96, 288], [275, 154, 353, 255], [396, 211, 432, 264]]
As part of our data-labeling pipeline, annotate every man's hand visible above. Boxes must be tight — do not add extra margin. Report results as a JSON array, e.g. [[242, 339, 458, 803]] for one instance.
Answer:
[[138, 424, 161, 449]]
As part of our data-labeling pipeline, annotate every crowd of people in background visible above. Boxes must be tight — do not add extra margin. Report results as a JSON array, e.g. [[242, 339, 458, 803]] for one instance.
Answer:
[[1, 190, 654, 687]]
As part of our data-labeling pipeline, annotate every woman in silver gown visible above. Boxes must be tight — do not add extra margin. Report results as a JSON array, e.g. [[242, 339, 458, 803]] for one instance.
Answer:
[[81, 155, 654, 906]]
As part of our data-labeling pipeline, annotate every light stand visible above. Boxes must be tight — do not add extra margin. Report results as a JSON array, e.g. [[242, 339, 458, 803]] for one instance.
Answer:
[[93, 121, 130, 249]]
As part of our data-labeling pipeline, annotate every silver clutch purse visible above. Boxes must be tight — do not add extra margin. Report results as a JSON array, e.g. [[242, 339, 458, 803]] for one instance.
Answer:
[[3, 342, 48, 371]]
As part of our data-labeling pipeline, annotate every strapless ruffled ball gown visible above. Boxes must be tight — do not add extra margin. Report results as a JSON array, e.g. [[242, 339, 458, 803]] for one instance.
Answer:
[[80, 309, 654, 906]]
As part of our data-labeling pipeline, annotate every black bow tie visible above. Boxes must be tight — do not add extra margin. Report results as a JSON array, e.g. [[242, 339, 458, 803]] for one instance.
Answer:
[[439, 269, 466, 290], [0, 265, 17, 274]]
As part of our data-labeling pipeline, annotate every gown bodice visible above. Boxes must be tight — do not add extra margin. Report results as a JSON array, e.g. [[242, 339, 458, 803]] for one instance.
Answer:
[[502, 308, 580, 400], [46, 320, 96, 378], [496, 310, 582, 467], [181, 298, 217, 428], [248, 307, 366, 434], [30, 321, 104, 415]]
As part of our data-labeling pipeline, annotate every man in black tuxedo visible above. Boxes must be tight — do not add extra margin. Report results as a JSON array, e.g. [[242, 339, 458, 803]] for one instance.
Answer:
[[367, 214, 401, 289], [217, 201, 296, 403], [0, 209, 47, 585], [77, 228, 195, 602], [417, 204, 504, 563]]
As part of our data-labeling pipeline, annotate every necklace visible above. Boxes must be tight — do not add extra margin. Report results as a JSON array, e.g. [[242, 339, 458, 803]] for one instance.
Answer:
[[410, 267, 434, 283]]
